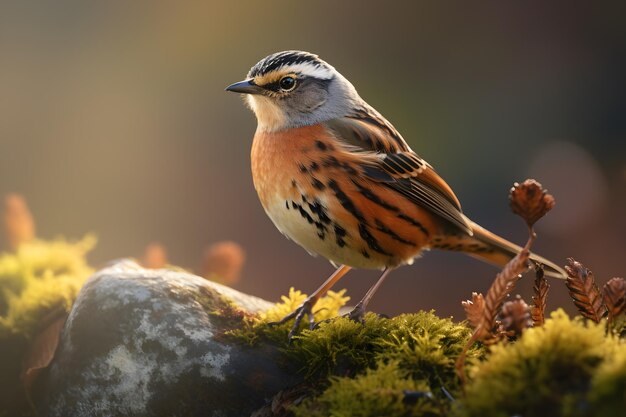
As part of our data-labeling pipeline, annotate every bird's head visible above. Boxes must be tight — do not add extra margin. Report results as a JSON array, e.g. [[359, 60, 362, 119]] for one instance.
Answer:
[[226, 51, 359, 132]]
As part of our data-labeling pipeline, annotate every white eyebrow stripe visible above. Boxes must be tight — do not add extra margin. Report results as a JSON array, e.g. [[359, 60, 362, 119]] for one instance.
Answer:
[[282, 62, 334, 80]]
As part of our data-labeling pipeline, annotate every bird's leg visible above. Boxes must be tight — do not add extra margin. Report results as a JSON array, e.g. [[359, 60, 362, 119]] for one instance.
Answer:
[[347, 267, 394, 323], [270, 264, 352, 339]]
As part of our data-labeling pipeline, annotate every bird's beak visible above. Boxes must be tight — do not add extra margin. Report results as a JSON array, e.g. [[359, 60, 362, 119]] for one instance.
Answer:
[[225, 79, 264, 95]]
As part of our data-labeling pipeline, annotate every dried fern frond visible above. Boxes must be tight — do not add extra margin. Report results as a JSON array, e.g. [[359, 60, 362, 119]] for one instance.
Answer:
[[565, 258, 606, 323], [509, 179, 555, 228], [462, 292, 487, 337], [499, 296, 532, 337], [603, 277, 626, 325], [458, 179, 553, 387], [480, 247, 530, 337], [531, 265, 550, 327], [457, 245, 532, 384]]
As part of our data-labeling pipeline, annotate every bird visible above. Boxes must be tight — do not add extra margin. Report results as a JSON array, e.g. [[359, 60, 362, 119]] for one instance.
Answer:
[[226, 50, 565, 336]]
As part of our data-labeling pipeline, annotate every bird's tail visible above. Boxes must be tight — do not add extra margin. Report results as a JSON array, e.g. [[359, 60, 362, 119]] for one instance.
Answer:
[[441, 220, 566, 279]]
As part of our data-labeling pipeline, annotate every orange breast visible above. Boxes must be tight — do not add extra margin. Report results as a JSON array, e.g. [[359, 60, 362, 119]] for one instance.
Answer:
[[251, 125, 443, 269]]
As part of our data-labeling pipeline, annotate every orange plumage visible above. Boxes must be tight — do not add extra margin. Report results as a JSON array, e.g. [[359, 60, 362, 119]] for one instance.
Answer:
[[228, 50, 565, 334]]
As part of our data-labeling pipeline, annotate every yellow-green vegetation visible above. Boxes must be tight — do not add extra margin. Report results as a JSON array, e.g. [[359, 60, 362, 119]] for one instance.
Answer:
[[0, 236, 95, 339], [293, 361, 439, 417], [289, 313, 477, 416], [0, 236, 96, 417], [232, 287, 351, 346], [237, 291, 626, 417], [590, 341, 626, 417], [232, 289, 480, 416], [261, 287, 350, 323], [460, 309, 626, 417]]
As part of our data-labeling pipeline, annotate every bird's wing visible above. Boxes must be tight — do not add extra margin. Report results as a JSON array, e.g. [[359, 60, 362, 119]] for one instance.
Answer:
[[323, 113, 473, 235], [324, 107, 412, 153]]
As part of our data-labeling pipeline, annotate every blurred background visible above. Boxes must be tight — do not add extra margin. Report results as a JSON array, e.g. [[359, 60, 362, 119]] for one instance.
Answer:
[[0, 1, 624, 318]]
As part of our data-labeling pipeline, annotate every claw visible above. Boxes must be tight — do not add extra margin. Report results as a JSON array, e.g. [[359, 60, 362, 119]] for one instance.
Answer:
[[345, 303, 367, 323], [268, 297, 317, 341]]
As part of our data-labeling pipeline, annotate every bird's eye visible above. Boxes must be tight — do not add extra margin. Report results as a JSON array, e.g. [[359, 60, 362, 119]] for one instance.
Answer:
[[279, 76, 296, 91]]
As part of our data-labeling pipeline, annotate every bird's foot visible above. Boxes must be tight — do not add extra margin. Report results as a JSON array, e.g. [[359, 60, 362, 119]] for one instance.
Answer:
[[344, 302, 367, 324], [269, 297, 317, 341]]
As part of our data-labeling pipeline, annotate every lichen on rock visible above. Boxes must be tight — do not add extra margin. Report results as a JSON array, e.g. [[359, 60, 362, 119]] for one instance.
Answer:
[[41, 260, 299, 417]]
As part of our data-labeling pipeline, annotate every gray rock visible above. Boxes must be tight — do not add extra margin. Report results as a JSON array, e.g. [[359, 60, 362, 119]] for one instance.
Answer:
[[41, 260, 299, 417]]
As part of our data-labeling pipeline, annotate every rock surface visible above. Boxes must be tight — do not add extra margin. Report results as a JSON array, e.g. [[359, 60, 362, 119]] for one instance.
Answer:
[[40, 260, 299, 417]]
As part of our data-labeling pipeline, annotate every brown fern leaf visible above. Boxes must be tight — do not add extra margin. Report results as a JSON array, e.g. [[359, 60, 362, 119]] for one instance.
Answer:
[[462, 292, 485, 331], [565, 258, 607, 323], [531, 265, 550, 326], [499, 296, 532, 337], [479, 247, 530, 338], [509, 179, 555, 228], [603, 277, 626, 323]]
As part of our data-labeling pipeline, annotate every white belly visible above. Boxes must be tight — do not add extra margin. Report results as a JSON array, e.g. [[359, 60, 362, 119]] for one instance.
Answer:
[[262, 195, 387, 270]]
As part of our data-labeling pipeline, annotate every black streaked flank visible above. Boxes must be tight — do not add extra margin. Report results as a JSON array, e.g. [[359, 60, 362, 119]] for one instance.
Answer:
[[328, 180, 366, 222], [334, 224, 347, 248], [323, 156, 341, 168], [308, 200, 331, 224], [315, 140, 327, 151], [296, 204, 314, 224], [310, 162, 320, 171], [334, 224, 347, 238], [352, 181, 399, 211], [341, 162, 358, 175], [292, 201, 328, 240], [375, 219, 416, 246], [359, 223, 392, 256], [397, 213, 430, 237], [311, 177, 326, 190]]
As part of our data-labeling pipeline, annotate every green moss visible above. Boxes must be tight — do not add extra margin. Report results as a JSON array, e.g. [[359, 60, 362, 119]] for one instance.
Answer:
[[0, 236, 95, 339], [227, 287, 352, 348], [289, 312, 476, 416], [293, 361, 441, 417], [0, 236, 95, 417], [589, 341, 626, 417], [236, 288, 626, 417], [227, 290, 477, 417], [459, 309, 624, 417]]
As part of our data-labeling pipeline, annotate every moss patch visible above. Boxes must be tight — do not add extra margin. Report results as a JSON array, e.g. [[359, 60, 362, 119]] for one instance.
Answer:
[[229, 289, 479, 416], [459, 310, 626, 417], [234, 289, 626, 417], [589, 341, 626, 417], [0, 236, 95, 417], [294, 361, 441, 417], [0, 236, 95, 339]]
